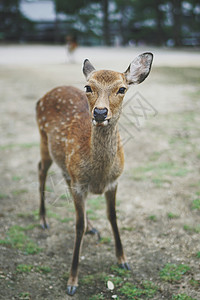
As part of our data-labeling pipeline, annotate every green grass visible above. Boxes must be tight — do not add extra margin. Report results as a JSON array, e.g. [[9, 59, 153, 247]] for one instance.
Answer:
[[189, 279, 200, 288], [0, 193, 9, 199], [172, 294, 197, 300], [99, 237, 111, 244], [18, 292, 31, 300], [12, 175, 23, 181], [89, 294, 105, 300], [196, 251, 200, 258], [0, 142, 39, 150], [121, 226, 134, 232], [82, 265, 157, 300], [12, 189, 28, 196], [131, 161, 189, 185], [80, 274, 96, 285], [88, 196, 105, 210], [119, 281, 157, 299], [16, 264, 51, 274], [148, 215, 157, 222], [47, 210, 73, 223], [16, 264, 34, 273], [183, 224, 200, 233], [167, 212, 179, 219], [191, 198, 200, 210], [160, 264, 190, 282], [0, 225, 41, 254]]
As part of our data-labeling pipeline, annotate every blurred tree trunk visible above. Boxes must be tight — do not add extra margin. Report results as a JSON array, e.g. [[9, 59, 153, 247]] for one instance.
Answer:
[[155, 0, 163, 45], [102, 0, 111, 45], [171, 0, 182, 46]]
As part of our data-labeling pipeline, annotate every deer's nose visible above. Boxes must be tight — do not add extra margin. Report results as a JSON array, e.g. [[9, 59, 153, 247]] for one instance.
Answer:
[[93, 107, 108, 122]]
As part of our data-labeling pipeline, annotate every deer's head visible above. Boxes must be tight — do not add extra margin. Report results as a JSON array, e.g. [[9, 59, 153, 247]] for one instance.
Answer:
[[83, 53, 153, 127]]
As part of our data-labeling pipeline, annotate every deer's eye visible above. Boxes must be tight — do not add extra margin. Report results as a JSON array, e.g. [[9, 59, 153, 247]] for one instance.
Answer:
[[85, 85, 92, 93], [117, 87, 126, 94]]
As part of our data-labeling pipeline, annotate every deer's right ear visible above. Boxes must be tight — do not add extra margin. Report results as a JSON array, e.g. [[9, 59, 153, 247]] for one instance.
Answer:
[[83, 59, 96, 79]]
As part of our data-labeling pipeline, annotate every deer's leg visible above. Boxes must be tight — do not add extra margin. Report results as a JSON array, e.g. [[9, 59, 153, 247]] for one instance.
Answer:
[[67, 185, 87, 296], [38, 132, 52, 229], [105, 185, 130, 270]]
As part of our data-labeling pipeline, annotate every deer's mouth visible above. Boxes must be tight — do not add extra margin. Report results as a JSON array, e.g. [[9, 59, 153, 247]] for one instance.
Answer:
[[92, 119, 110, 127]]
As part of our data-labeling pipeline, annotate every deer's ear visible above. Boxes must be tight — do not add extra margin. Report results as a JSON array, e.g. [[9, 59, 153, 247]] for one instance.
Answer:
[[83, 59, 96, 79], [124, 52, 153, 85]]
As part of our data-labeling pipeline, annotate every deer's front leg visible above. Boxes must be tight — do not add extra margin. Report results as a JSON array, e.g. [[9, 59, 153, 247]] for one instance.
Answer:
[[67, 186, 87, 296], [105, 185, 130, 270]]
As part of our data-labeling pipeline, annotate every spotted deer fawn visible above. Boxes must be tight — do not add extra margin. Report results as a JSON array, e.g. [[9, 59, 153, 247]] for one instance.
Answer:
[[36, 53, 153, 295]]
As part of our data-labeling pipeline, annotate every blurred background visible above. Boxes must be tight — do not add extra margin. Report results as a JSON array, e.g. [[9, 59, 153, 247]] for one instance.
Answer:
[[0, 0, 200, 47]]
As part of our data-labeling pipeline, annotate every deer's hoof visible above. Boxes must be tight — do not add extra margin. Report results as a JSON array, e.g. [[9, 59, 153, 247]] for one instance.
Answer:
[[86, 227, 101, 241], [67, 285, 77, 296], [40, 218, 49, 230], [118, 262, 131, 270]]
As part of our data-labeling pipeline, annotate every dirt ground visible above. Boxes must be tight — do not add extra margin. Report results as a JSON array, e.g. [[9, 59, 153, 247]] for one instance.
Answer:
[[0, 45, 200, 300]]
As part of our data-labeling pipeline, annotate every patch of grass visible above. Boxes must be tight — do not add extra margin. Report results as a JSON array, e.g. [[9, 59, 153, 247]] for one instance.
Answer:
[[88, 196, 104, 210], [121, 226, 134, 232], [148, 215, 157, 222], [149, 151, 162, 161], [12, 189, 28, 196], [47, 210, 73, 223], [191, 198, 200, 210], [183, 224, 200, 233], [80, 274, 95, 285], [189, 279, 200, 288], [196, 251, 200, 258], [12, 175, 23, 181], [131, 161, 189, 184], [0, 225, 41, 254], [87, 209, 99, 220], [45, 186, 53, 193], [16, 264, 34, 273], [99, 237, 111, 244], [172, 294, 197, 300], [160, 264, 190, 282], [18, 292, 31, 300], [16, 264, 51, 274], [0, 142, 39, 150], [167, 212, 179, 219], [119, 281, 157, 299], [110, 265, 131, 278], [89, 294, 105, 300], [0, 193, 9, 199], [35, 266, 51, 274]]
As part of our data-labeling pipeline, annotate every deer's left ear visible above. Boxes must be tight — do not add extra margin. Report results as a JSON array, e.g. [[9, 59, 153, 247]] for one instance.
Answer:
[[124, 52, 153, 85]]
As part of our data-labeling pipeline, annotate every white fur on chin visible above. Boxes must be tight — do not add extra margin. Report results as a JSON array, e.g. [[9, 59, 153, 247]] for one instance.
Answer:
[[92, 119, 109, 127]]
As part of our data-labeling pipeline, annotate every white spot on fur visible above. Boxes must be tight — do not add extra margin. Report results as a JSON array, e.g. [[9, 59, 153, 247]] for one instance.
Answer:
[[45, 123, 49, 127], [63, 99, 66, 104], [42, 116, 46, 121], [57, 88, 62, 92], [41, 107, 44, 111], [69, 99, 73, 105], [61, 137, 66, 142], [58, 98, 62, 102], [39, 101, 43, 107]]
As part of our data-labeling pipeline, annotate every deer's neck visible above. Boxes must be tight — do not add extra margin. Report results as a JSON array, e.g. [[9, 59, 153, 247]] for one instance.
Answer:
[[91, 123, 118, 168]]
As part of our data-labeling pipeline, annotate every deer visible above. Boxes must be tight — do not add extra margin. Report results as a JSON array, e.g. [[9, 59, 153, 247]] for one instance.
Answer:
[[36, 52, 153, 296]]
